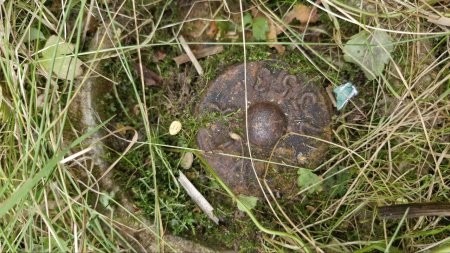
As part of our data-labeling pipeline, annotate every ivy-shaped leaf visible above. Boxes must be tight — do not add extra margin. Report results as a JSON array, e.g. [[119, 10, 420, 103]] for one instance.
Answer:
[[297, 168, 322, 194], [216, 19, 230, 38], [40, 35, 83, 81], [237, 194, 258, 211], [243, 13, 253, 27], [343, 30, 393, 80], [252, 17, 269, 41]]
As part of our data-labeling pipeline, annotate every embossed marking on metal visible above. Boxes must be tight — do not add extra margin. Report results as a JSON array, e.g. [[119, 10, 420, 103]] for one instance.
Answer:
[[197, 61, 332, 195]]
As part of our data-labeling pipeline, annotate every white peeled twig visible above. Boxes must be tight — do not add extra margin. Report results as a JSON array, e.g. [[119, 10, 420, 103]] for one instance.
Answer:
[[178, 171, 219, 224], [178, 35, 204, 75], [60, 146, 93, 164]]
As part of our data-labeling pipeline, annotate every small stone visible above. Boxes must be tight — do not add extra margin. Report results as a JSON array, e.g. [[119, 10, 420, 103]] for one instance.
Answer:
[[180, 152, 194, 170], [36, 94, 46, 109], [169, 120, 182, 135], [229, 132, 242, 141], [297, 152, 307, 164]]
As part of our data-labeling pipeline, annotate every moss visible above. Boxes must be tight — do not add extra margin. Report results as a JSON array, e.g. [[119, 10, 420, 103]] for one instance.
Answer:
[[195, 199, 261, 251], [96, 1, 372, 250]]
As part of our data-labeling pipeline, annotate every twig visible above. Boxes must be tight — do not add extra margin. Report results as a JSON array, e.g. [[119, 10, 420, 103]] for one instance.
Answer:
[[173, 45, 224, 66], [378, 203, 450, 219], [326, 85, 337, 108], [178, 35, 204, 75], [178, 172, 219, 224]]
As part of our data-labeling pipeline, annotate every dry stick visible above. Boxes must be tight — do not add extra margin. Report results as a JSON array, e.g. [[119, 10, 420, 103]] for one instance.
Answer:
[[173, 45, 224, 65], [378, 203, 450, 219], [178, 35, 203, 75], [178, 172, 219, 225], [326, 85, 337, 108]]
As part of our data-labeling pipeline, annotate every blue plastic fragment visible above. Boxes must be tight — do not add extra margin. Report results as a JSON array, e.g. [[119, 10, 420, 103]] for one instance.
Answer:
[[333, 82, 358, 111]]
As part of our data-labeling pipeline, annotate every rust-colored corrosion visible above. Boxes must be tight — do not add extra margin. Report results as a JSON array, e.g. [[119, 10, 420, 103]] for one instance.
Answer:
[[197, 61, 332, 196]]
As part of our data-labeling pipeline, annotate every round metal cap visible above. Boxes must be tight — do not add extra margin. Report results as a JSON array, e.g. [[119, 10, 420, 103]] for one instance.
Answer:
[[197, 61, 332, 196]]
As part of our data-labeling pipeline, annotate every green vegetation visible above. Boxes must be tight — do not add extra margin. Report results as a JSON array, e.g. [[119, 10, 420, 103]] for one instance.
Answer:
[[1, 0, 449, 252]]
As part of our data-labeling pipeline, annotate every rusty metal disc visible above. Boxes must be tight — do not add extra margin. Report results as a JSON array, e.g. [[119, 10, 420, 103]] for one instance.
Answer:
[[197, 61, 332, 196]]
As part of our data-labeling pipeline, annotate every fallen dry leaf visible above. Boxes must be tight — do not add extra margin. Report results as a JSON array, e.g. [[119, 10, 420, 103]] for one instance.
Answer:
[[206, 21, 218, 38], [284, 4, 319, 25], [173, 45, 224, 65], [267, 20, 285, 54], [152, 50, 167, 62], [133, 62, 162, 87]]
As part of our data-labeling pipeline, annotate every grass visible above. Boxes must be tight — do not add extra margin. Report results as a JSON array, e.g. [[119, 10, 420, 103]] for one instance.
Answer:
[[1, 0, 449, 252]]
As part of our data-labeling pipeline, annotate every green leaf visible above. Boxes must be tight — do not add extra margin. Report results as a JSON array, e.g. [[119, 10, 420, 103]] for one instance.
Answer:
[[237, 194, 258, 211], [252, 16, 269, 41], [40, 56, 83, 81], [243, 13, 253, 27], [297, 168, 322, 194], [41, 35, 75, 57], [216, 20, 230, 37], [24, 27, 45, 42], [40, 35, 83, 81], [431, 244, 450, 253], [343, 30, 394, 80]]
